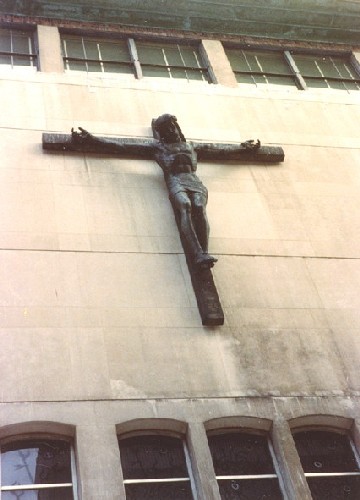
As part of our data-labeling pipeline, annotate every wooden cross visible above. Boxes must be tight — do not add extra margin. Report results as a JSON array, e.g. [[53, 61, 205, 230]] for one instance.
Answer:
[[43, 115, 284, 326]]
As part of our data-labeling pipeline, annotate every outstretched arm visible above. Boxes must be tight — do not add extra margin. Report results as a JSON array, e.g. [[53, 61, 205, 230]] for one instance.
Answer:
[[193, 139, 284, 163], [42, 128, 156, 158], [70, 127, 156, 156]]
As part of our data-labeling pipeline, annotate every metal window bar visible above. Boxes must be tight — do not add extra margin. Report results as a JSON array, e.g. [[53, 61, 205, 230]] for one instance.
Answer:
[[62, 39, 70, 70], [96, 42, 105, 73], [254, 54, 268, 85], [3, 30, 36, 68], [139, 62, 208, 72], [216, 474, 278, 480], [299, 74, 360, 84], [0, 443, 78, 499], [124, 478, 191, 484], [192, 48, 208, 82], [240, 50, 255, 85], [233, 70, 296, 79], [1, 483, 73, 491], [81, 37, 89, 73], [63, 56, 133, 69], [304, 472, 360, 477], [176, 44, 189, 81]]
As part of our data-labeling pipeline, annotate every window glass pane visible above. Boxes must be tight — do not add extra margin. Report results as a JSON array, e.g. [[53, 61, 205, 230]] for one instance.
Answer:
[[0, 54, 11, 65], [125, 482, 193, 499], [163, 44, 203, 68], [12, 55, 33, 67], [218, 478, 283, 499], [208, 432, 277, 475], [119, 435, 189, 479], [162, 46, 184, 66], [2, 487, 73, 499], [304, 78, 329, 89], [82, 40, 99, 60], [62, 39, 85, 59], [142, 65, 170, 78], [294, 431, 359, 473], [100, 41, 129, 63], [254, 51, 290, 75], [1, 440, 72, 486], [292, 54, 322, 77], [136, 43, 167, 66], [66, 60, 87, 71], [0, 29, 11, 52], [307, 475, 360, 500], [226, 50, 251, 72], [12, 34, 31, 54], [103, 62, 132, 74]]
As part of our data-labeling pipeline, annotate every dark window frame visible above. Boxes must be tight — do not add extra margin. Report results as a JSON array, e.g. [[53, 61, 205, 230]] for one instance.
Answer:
[[118, 431, 196, 499], [0, 434, 78, 498], [60, 32, 211, 83], [293, 427, 360, 497], [207, 428, 285, 499], [0, 26, 38, 70], [224, 43, 360, 91]]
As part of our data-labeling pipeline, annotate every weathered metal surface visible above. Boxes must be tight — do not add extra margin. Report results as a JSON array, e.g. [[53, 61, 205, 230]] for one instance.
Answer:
[[2, 0, 360, 44], [43, 123, 284, 327], [42, 133, 284, 163], [171, 200, 225, 326]]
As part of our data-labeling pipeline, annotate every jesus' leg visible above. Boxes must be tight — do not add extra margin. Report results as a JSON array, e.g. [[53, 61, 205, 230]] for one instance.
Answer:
[[173, 192, 217, 269]]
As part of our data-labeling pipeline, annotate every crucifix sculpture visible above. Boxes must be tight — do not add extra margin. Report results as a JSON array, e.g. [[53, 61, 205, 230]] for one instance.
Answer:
[[43, 114, 284, 326]]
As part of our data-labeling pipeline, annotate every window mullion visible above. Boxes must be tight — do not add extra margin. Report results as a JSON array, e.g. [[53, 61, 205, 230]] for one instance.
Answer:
[[10, 30, 14, 69], [127, 38, 142, 79], [284, 51, 307, 90], [81, 37, 89, 73]]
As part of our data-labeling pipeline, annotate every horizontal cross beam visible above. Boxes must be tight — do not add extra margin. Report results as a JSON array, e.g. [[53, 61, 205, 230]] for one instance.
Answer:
[[42, 133, 284, 163]]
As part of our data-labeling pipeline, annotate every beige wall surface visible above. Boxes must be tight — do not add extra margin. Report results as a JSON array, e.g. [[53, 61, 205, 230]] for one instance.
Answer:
[[0, 71, 359, 403]]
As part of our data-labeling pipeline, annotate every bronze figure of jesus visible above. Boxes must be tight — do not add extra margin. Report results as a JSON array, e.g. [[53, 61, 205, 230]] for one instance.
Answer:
[[71, 113, 262, 270], [43, 114, 283, 324]]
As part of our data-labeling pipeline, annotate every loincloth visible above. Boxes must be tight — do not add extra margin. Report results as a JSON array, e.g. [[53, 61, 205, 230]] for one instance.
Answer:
[[166, 173, 208, 200]]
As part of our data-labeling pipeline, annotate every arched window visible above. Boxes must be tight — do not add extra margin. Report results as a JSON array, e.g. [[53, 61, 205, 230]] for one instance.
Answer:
[[207, 430, 284, 499], [0, 437, 77, 499], [293, 429, 360, 499], [118, 433, 195, 499]]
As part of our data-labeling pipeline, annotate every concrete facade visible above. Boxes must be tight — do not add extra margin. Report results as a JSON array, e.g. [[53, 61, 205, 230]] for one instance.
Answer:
[[0, 8, 360, 499]]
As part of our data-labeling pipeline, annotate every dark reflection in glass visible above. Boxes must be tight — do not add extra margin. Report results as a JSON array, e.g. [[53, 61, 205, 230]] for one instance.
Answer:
[[308, 476, 360, 500], [125, 481, 193, 499], [119, 435, 188, 480], [218, 478, 283, 499], [293, 431, 359, 473], [208, 432, 276, 476]]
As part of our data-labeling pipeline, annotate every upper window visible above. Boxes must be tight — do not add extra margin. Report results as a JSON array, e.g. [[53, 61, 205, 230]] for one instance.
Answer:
[[118, 433, 195, 499], [61, 34, 210, 82], [293, 430, 360, 499], [0, 438, 77, 499], [61, 36, 133, 75], [225, 46, 360, 92], [291, 54, 360, 91], [135, 40, 208, 81], [0, 28, 37, 70], [225, 48, 297, 89], [207, 430, 284, 499]]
